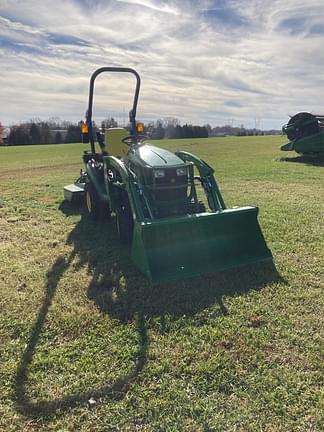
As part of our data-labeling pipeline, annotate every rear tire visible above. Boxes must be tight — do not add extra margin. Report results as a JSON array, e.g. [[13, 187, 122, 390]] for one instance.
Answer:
[[85, 182, 100, 220], [116, 205, 133, 244], [85, 182, 111, 220]]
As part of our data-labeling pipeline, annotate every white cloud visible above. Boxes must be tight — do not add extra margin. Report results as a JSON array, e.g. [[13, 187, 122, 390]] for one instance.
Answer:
[[0, 0, 323, 129], [116, 0, 181, 15]]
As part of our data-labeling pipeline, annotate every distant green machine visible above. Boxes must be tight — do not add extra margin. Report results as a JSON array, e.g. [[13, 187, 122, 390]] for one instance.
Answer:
[[281, 112, 324, 155], [64, 67, 272, 282]]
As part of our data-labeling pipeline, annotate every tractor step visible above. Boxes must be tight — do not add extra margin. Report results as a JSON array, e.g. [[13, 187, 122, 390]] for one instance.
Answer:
[[64, 183, 85, 202]]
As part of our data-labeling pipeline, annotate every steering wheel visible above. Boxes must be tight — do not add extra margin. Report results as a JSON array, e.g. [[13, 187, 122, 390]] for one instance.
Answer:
[[122, 135, 147, 146]]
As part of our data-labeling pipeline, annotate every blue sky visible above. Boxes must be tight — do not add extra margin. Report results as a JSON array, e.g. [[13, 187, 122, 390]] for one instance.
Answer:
[[0, 0, 323, 129]]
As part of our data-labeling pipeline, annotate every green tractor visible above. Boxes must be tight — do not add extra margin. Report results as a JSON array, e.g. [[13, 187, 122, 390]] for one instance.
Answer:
[[281, 112, 324, 155], [64, 67, 272, 282]]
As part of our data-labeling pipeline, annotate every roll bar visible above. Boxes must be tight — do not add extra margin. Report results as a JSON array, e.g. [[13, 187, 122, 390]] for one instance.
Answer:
[[86, 67, 141, 154]]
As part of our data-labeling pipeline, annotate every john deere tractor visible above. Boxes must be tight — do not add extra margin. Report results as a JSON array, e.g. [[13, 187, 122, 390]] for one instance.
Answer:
[[64, 67, 272, 282]]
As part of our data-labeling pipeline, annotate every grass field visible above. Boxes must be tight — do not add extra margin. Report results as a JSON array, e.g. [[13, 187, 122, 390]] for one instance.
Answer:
[[0, 136, 323, 431]]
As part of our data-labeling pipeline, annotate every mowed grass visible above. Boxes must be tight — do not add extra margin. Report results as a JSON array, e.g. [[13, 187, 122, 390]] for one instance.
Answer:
[[0, 136, 323, 431]]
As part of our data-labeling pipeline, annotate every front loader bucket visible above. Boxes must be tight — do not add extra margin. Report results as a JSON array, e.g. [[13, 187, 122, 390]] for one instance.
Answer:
[[131, 207, 272, 283]]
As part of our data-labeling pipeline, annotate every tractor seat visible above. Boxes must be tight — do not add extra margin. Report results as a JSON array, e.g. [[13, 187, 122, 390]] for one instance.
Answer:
[[104, 127, 129, 158]]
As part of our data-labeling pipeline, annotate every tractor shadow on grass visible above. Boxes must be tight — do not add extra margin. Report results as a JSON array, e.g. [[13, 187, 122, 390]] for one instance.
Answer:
[[280, 154, 324, 166], [14, 251, 148, 419], [14, 204, 285, 419]]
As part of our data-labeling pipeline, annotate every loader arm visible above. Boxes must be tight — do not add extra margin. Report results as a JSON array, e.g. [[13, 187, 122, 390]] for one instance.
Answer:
[[175, 151, 226, 211], [103, 155, 146, 221]]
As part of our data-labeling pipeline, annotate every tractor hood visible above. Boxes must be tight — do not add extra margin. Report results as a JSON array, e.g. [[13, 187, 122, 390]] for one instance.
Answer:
[[132, 144, 185, 167]]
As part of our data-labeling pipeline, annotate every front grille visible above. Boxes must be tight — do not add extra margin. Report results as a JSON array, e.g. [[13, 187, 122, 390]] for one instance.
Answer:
[[151, 168, 188, 202]]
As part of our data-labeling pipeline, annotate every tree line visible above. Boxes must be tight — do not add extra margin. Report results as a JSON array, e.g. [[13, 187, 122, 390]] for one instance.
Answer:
[[6, 119, 82, 145], [145, 119, 208, 139], [4, 118, 208, 145], [2, 117, 278, 146]]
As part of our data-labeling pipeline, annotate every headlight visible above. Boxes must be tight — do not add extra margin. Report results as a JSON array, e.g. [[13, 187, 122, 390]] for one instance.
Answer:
[[154, 169, 165, 178], [176, 167, 187, 176]]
